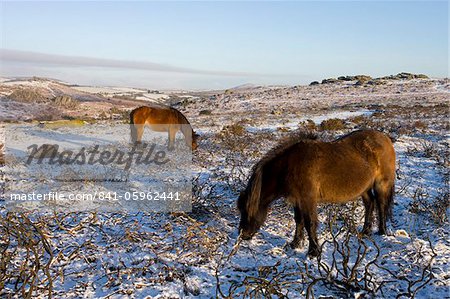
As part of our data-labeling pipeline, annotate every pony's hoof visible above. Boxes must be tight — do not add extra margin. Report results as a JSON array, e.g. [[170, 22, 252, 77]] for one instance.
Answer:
[[168, 146, 175, 151], [290, 239, 303, 249], [377, 229, 387, 236], [307, 247, 320, 257], [361, 228, 372, 236]]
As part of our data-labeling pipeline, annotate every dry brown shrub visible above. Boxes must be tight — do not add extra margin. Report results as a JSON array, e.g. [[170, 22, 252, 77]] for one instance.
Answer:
[[0, 144, 4, 165], [349, 115, 368, 125], [0, 213, 54, 298], [199, 109, 212, 115], [297, 119, 317, 131], [413, 120, 428, 130], [221, 123, 246, 136], [320, 118, 346, 131], [109, 106, 129, 120], [277, 127, 290, 132]]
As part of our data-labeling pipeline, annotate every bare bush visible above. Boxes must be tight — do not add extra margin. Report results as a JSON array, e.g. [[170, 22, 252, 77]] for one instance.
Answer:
[[213, 123, 261, 191], [410, 187, 449, 225], [299, 119, 317, 131], [406, 139, 448, 167], [0, 213, 54, 298], [216, 203, 438, 298], [109, 106, 129, 121]]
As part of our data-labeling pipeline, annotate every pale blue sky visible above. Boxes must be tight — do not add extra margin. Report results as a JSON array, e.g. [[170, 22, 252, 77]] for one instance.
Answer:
[[0, 1, 448, 89]]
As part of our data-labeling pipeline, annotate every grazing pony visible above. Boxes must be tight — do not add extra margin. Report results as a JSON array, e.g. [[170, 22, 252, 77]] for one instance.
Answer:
[[130, 106, 198, 150], [237, 130, 396, 256]]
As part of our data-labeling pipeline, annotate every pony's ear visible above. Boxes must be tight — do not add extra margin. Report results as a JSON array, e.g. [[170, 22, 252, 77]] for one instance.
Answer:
[[246, 166, 262, 220]]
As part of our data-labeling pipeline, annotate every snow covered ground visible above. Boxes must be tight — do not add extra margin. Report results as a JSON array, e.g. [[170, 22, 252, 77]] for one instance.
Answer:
[[3, 123, 193, 214], [0, 77, 448, 298], [72, 86, 170, 103]]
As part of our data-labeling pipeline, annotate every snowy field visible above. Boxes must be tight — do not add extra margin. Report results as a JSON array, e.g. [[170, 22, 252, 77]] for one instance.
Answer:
[[3, 124, 193, 214], [72, 86, 170, 103], [0, 77, 449, 298]]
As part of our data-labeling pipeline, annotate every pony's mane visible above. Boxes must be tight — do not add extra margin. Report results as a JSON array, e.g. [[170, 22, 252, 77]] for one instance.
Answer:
[[252, 131, 318, 172], [243, 131, 318, 217], [170, 107, 197, 139]]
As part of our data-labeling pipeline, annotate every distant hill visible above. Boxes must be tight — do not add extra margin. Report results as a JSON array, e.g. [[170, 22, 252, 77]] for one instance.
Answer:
[[229, 83, 259, 90]]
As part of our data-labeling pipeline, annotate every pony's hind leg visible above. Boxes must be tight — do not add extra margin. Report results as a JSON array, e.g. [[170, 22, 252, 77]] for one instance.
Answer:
[[290, 206, 305, 249], [303, 205, 320, 257], [130, 124, 138, 143], [374, 179, 394, 235], [362, 190, 376, 235]]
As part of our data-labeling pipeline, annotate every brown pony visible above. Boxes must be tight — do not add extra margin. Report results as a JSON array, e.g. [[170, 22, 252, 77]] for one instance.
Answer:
[[237, 129, 396, 257], [130, 106, 198, 150]]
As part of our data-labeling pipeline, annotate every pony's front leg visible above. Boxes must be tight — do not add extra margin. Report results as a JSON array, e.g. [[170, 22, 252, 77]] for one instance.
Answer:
[[290, 206, 304, 249], [168, 128, 176, 151], [133, 124, 144, 144], [362, 191, 375, 235]]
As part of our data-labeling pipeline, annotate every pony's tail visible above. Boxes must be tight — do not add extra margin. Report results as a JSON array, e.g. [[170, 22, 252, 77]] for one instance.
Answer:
[[130, 109, 138, 143], [246, 165, 263, 220], [386, 183, 395, 221]]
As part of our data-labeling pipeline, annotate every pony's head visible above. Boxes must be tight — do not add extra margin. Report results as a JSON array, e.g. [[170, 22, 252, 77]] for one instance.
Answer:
[[192, 132, 199, 150], [237, 167, 268, 240]]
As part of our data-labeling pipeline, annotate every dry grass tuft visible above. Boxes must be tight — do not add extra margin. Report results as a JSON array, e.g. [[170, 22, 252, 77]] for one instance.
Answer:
[[320, 118, 346, 131]]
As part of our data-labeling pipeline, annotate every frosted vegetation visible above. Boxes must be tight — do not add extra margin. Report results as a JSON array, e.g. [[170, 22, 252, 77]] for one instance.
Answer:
[[0, 75, 448, 298]]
